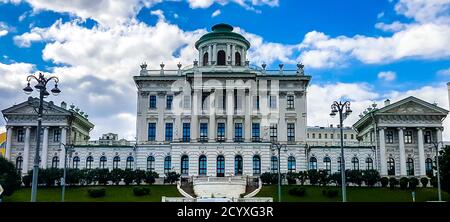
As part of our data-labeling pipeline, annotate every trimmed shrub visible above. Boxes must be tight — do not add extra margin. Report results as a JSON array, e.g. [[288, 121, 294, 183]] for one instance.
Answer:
[[145, 171, 159, 184], [420, 177, 429, 188], [260, 172, 278, 185], [308, 170, 319, 185], [430, 176, 438, 188], [87, 188, 106, 198], [399, 177, 409, 190], [164, 171, 180, 184], [389, 177, 398, 189], [286, 172, 298, 185], [288, 187, 306, 196], [363, 170, 380, 187], [409, 177, 419, 190], [133, 186, 150, 196], [322, 189, 339, 198], [380, 177, 389, 188]]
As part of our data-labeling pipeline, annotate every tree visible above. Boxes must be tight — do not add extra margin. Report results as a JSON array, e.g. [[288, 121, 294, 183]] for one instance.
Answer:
[[123, 169, 135, 185], [260, 172, 278, 185], [420, 177, 429, 188], [0, 157, 21, 197], [307, 170, 319, 185], [96, 169, 110, 185], [66, 169, 83, 185], [438, 145, 450, 193], [298, 171, 307, 185], [380, 177, 389, 187], [348, 170, 363, 187], [409, 177, 419, 190], [389, 177, 398, 189], [110, 169, 124, 185], [286, 172, 298, 185], [318, 170, 330, 186], [399, 177, 409, 190], [41, 168, 62, 187], [144, 171, 159, 184], [134, 169, 146, 185], [362, 170, 380, 187], [165, 171, 180, 184]]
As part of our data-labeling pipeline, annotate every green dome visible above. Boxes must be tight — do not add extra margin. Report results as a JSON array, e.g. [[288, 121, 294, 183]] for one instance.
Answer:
[[195, 23, 251, 49]]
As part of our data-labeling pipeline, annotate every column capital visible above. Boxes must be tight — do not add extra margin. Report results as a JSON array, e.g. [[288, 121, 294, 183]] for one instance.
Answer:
[[42, 126, 50, 129], [59, 126, 68, 129], [417, 127, 425, 131], [436, 127, 444, 131], [377, 126, 387, 131], [6, 125, 13, 130], [397, 127, 406, 131], [23, 126, 32, 129]]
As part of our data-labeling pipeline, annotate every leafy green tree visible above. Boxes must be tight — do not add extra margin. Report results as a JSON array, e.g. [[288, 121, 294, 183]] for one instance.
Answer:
[[420, 177, 429, 188], [330, 172, 342, 185], [389, 177, 398, 189], [42, 168, 62, 187], [144, 171, 159, 184], [318, 170, 330, 186], [380, 177, 389, 187], [362, 170, 380, 187], [96, 169, 110, 185], [286, 172, 298, 185], [260, 172, 278, 184], [66, 169, 83, 185], [0, 157, 22, 197], [307, 170, 319, 185], [123, 169, 135, 185], [399, 177, 409, 190], [164, 171, 180, 184], [134, 169, 146, 185], [298, 171, 307, 185], [438, 145, 450, 193], [409, 177, 419, 190], [110, 169, 124, 185]]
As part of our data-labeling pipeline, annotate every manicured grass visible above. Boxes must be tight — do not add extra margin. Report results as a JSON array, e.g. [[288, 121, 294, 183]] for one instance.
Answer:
[[256, 185, 450, 202], [3, 185, 181, 202]]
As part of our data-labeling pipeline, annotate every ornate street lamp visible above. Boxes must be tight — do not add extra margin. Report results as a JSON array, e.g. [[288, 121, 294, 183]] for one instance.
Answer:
[[271, 142, 287, 202], [430, 141, 444, 202], [330, 101, 352, 202], [59, 143, 74, 202], [23, 72, 60, 202]]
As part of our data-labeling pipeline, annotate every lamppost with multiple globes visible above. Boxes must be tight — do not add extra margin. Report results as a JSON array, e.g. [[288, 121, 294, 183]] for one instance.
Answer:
[[430, 141, 444, 202], [330, 100, 352, 203], [271, 142, 287, 202], [23, 72, 61, 202]]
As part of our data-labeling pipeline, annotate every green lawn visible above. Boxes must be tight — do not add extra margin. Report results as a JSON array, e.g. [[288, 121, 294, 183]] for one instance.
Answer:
[[256, 185, 450, 202], [3, 185, 181, 202]]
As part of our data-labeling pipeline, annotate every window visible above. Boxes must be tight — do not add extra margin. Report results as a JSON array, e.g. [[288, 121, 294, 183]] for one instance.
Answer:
[[183, 95, 191, 109], [217, 155, 225, 177], [86, 156, 93, 169], [386, 130, 394, 143], [366, 158, 373, 170], [203, 52, 208, 66], [217, 123, 225, 142], [164, 156, 171, 174], [387, 158, 395, 176], [319, 133, 322, 139], [165, 123, 173, 142], [324, 134, 328, 139], [406, 158, 414, 176], [344, 134, 347, 140], [16, 156, 23, 172], [181, 155, 189, 175], [149, 95, 156, 109], [17, 129, 24, 142], [324, 157, 331, 174], [351, 157, 359, 170], [147, 156, 155, 171], [235, 155, 243, 176], [425, 158, 433, 177], [52, 156, 59, 168], [424, 131, 432, 143], [252, 123, 260, 142], [337, 157, 342, 172], [99, 156, 107, 169], [199, 155, 207, 176], [126, 156, 134, 169], [253, 155, 261, 175], [271, 156, 278, 173], [253, 96, 260, 110], [217, 50, 226, 65], [182, 123, 190, 142], [288, 156, 296, 172], [309, 157, 317, 170], [113, 156, 120, 169], [148, 123, 156, 141], [270, 124, 277, 142], [331, 134, 334, 139], [166, 95, 173, 110], [269, 95, 277, 109], [312, 133, 315, 139], [234, 123, 243, 142], [200, 123, 208, 142], [53, 129, 61, 142], [405, 130, 413, 143], [287, 95, 294, 109], [72, 156, 80, 169], [287, 123, 295, 142], [235, 52, 241, 66]]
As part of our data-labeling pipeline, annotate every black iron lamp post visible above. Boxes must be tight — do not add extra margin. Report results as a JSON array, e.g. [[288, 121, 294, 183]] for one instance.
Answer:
[[271, 142, 287, 202], [430, 141, 444, 202]]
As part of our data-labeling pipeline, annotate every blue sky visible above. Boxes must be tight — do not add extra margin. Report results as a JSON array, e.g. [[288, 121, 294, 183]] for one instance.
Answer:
[[0, 0, 449, 140]]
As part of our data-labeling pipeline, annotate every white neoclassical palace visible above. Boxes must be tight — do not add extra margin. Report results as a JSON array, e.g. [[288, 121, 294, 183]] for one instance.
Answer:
[[2, 24, 449, 180]]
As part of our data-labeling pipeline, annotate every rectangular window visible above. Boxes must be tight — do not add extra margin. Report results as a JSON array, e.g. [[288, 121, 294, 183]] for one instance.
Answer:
[[252, 123, 260, 142], [351, 134, 354, 140], [344, 134, 347, 140], [312, 133, 315, 139], [148, 123, 156, 141], [182, 123, 190, 142], [318, 133, 322, 139], [200, 123, 208, 142], [270, 124, 277, 142], [287, 123, 295, 142], [53, 129, 61, 142], [424, 131, 432, 143], [287, 95, 294, 109], [166, 95, 173, 110], [405, 130, 413, 143], [331, 134, 334, 139], [324, 134, 328, 139], [386, 130, 394, 143], [165, 123, 173, 141], [17, 129, 24, 142], [269, 95, 277, 109], [149, 95, 156, 109], [234, 123, 243, 142], [217, 123, 225, 142]]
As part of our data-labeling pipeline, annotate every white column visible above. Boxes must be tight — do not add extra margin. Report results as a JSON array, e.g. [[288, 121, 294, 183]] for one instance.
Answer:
[[226, 89, 234, 142], [59, 127, 67, 169], [191, 90, 200, 142], [208, 91, 216, 142], [378, 127, 387, 176], [244, 91, 251, 142], [5, 126, 12, 160], [208, 45, 212, 65], [212, 44, 217, 65], [417, 128, 426, 176], [175, 114, 182, 142], [227, 44, 231, 65], [41, 127, 49, 168], [23, 126, 31, 174], [398, 127, 406, 176], [156, 93, 165, 142], [437, 127, 443, 150], [231, 45, 235, 66], [279, 94, 287, 142]]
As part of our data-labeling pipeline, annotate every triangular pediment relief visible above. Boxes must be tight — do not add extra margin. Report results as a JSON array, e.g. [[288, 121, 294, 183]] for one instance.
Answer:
[[2, 99, 69, 116], [380, 97, 448, 115]]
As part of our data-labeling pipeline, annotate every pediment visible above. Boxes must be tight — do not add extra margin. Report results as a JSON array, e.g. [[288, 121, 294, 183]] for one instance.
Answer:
[[2, 99, 70, 116], [380, 97, 448, 115]]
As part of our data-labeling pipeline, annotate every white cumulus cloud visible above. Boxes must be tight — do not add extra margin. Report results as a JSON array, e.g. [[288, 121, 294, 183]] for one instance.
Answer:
[[378, 71, 396, 81]]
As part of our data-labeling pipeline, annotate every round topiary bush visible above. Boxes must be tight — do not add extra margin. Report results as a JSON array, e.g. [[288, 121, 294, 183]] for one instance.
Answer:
[[409, 177, 419, 190], [322, 189, 339, 198], [399, 177, 409, 190], [133, 186, 150, 196], [288, 187, 306, 196], [420, 177, 429, 188], [87, 188, 106, 198], [389, 177, 398, 189], [380, 177, 389, 188]]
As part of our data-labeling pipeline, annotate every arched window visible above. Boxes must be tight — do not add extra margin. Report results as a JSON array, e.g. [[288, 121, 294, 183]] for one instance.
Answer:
[[387, 158, 395, 175], [234, 155, 243, 176], [425, 158, 433, 176], [323, 157, 331, 174], [407, 158, 414, 176], [253, 155, 261, 175], [126, 156, 134, 169], [113, 156, 120, 169], [288, 156, 296, 172], [72, 156, 80, 169], [147, 156, 155, 171], [181, 155, 189, 175], [217, 50, 226, 65], [199, 155, 207, 176], [365, 157, 373, 170], [337, 157, 342, 172], [271, 156, 278, 173], [16, 156, 23, 172], [52, 156, 59, 168], [164, 156, 171, 174], [203, 52, 209, 66], [99, 156, 107, 169], [86, 156, 93, 169], [217, 155, 225, 177], [235, 52, 241, 66], [351, 157, 359, 170], [309, 157, 317, 170]]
